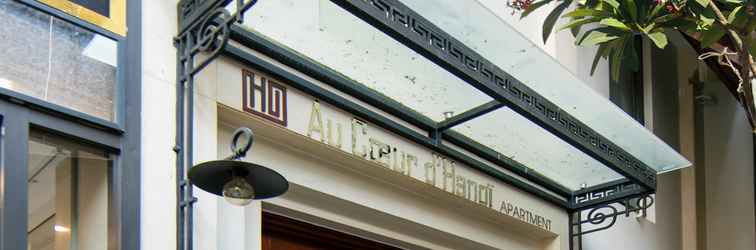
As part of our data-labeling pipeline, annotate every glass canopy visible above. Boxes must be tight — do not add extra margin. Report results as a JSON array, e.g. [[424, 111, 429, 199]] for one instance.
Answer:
[[237, 0, 691, 191], [239, 0, 492, 122], [404, 0, 691, 174], [453, 107, 624, 190]]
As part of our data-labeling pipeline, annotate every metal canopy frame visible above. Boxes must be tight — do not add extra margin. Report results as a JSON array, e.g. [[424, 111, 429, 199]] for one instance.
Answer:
[[174, 0, 659, 249]]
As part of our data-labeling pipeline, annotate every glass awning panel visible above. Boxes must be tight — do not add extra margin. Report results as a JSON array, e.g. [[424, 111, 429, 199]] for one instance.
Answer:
[[404, 0, 691, 174], [452, 107, 624, 190], [235, 0, 691, 193], [239, 0, 492, 122]]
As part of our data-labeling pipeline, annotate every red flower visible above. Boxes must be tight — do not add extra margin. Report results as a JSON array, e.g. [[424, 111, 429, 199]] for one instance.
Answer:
[[507, 0, 534, 14]]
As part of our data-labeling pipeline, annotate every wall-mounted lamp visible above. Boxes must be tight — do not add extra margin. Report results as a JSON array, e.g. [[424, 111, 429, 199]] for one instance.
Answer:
[[188, 127, 289, 206]]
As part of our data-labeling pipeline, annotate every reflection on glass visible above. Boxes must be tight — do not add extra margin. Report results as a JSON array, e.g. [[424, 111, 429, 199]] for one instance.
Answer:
[[239, 0, 492, 121], [27, 129, 111, 250], [0, 1, 117, 121]]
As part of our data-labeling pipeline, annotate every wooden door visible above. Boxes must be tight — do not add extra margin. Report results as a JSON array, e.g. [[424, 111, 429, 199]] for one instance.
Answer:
[[262, 212, 403, 250]]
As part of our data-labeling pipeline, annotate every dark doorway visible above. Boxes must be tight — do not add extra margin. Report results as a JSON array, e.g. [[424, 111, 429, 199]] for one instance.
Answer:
[[262, 212, 403, 250]]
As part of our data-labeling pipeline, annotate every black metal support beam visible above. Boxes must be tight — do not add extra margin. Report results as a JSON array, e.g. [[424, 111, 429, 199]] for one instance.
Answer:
[[223, 43, 569, 208], [437, 100, 504, 131], [330, 0, 657, 191], [443, 130, 573, 197]]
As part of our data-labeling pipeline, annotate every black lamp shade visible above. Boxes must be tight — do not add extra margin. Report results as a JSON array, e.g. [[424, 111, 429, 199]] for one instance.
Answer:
[[188, 160, 289, 199]]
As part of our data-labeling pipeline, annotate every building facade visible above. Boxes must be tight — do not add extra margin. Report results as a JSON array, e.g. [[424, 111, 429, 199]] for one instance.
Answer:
[[0, 0, 753, 250]]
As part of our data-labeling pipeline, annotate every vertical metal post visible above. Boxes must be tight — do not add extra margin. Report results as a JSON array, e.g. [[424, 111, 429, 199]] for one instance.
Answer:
[[175, 34, 186, 250], [186, 30, 196, 250], [569, 211, 583, 250]]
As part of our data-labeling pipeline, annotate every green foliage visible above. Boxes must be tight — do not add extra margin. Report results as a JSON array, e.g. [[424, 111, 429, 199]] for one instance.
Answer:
[[542, 0, 574, 43], [520, 0, 755, 80], [699, 24, 726, 47]]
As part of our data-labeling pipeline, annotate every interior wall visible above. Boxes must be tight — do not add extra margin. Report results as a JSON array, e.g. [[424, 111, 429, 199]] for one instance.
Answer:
[[77, 156, 109, 250]]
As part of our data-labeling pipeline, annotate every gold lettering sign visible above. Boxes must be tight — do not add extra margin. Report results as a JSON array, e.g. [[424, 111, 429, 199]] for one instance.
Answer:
[[302, 98, 553, 231], [39, 0, 127, 36]]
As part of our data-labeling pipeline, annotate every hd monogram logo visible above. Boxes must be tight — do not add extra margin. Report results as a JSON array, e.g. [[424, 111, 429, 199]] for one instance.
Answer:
[[242, 69, 288, 126]]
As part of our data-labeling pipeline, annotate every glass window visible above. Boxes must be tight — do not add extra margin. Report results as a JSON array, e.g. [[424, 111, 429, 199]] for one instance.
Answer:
[[27, 129, 112, 250], [0, 1, 117, 121]]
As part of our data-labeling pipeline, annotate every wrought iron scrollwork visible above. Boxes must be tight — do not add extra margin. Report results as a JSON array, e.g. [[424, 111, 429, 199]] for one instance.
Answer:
[[176, 0, 258, 80], [573, 195, 654, 237], [196, 8, 231, 54], [570, 194, 654, 249]]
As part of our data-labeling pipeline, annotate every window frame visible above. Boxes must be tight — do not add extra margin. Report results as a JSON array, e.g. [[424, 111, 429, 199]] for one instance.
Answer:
[[4, 0, 128, 130]]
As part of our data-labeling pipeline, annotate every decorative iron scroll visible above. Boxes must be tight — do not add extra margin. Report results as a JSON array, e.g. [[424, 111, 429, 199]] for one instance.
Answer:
[[570, 194, 654, 249], [176, 0, 261, 80]]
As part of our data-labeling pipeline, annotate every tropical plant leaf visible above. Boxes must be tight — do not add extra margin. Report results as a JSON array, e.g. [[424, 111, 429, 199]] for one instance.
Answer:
[[542, 0, 573, 43], [695, 0, 711, 7], [647, 3, 665, 22], [697, 7, 717, 29], [577, 27, 624, 46], [728, 6, 749, 28], [563, 8, 611, 18], [662, 16, 698, 30], [590, 43, 610, 75], [654, 13, 680, 24], [637, 0, 649, 21], [559, 17, 600, 31], [521, 0, 553, 19], [604, 0, 621, 9], [571, 25, 582, 37], [622, 36, 640, 72], [641, 22, 656, 33], [585, 0, 602, 8], [647, 31, 668, 48], [699, 24, 726, 48], [600, 18, 632, 30], [727, 6, 742, 23], [610, 38, 628, 82], [700, 15, 716, 28], [624, 0, 638, 21]]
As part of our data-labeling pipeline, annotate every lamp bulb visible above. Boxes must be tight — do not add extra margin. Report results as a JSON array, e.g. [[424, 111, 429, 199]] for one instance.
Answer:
[[222, 176, 255, 206]]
